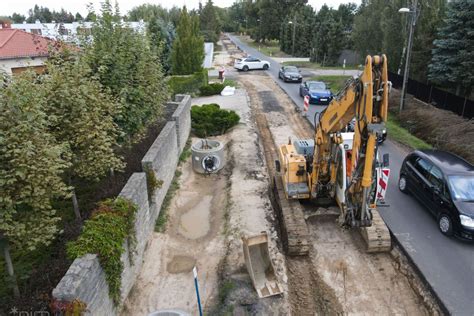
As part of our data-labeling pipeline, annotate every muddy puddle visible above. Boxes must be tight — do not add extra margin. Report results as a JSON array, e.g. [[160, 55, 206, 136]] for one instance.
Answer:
[[178, 195, 212, 239], [167, 255, 196, 274]]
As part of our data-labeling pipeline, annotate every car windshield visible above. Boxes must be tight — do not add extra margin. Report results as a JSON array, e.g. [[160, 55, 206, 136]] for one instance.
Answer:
[[285, 66, 298, 72], [448, 175, 474, 201], [308, 82, 326, 90]]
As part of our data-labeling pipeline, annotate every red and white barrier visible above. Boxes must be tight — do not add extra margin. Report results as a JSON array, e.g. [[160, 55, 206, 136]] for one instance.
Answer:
[[376, 168, 390, 202], [303, 95, 309, 116]]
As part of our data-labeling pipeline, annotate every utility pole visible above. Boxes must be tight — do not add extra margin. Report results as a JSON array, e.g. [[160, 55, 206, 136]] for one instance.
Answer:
[[399, 0, 419, 113], [257, 18, 261, 42], [290, 15, 297, 57]]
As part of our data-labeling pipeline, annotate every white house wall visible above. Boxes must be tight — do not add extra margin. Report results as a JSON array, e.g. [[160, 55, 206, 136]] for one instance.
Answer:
[[0, 56, 48, 75]]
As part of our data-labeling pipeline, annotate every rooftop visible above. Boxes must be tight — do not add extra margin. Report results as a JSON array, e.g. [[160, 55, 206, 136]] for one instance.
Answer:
[[0, 28, 53, 60]]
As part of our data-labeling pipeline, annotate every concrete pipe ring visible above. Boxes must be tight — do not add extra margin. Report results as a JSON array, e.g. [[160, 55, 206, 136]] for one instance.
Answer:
[[191, 139, 225, 174]]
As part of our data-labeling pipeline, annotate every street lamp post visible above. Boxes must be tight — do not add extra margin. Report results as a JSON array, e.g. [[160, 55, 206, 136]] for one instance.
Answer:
[[288, 16, 297, 57], [257, 18, 261, 43], [399, 0, 420, 113]]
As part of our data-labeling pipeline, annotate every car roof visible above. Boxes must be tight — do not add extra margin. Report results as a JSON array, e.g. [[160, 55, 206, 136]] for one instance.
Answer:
[[414, 150, 474, 175]]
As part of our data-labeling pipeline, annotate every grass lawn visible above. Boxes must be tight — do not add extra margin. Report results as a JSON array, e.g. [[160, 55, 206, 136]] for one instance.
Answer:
[[310, 75, 352, 93], [282, 61, 359, 70], [238, 36, 289, 57], [386, 116, 432, 150]]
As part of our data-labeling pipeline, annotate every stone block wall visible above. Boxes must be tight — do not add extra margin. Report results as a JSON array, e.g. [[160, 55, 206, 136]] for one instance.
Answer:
[[171, 94, 191, 153], [52, 254, 116, 315], [142, 121, 179, 213], [118, 172, 150, 303], [52, 95, 191, 315]]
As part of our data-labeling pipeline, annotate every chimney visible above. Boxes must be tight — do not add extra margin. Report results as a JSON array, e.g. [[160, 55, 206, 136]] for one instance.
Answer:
[[0, 21, 12, 29]]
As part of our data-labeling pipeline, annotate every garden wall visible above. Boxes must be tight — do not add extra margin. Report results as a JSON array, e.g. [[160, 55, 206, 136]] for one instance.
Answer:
[[52, 95, 191, 315]]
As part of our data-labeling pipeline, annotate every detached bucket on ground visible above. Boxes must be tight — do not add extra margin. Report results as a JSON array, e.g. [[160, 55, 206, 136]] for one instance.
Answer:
[[191, 139, 225, 174], [242, 232, 283, 298]]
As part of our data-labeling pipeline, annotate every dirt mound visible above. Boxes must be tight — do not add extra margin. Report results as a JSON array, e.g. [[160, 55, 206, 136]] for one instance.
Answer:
[[389, 89, 474, 164]]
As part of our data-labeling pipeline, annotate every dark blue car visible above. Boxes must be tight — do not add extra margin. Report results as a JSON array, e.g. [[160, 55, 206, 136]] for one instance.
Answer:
[[299, 81, 333, 105]]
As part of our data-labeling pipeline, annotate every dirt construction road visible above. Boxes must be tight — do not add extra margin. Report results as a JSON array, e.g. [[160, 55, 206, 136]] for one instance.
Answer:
[[239, 72, 437, 315], [123, 41, 440, 315]]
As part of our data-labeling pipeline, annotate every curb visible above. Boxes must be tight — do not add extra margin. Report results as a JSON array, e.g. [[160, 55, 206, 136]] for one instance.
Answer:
[[389, 231, 450, 315]]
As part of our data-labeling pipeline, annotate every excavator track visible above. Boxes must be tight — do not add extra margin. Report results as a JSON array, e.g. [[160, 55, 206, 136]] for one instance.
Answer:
[[360, 209, 392, 253], [255, 113, 310, 256]]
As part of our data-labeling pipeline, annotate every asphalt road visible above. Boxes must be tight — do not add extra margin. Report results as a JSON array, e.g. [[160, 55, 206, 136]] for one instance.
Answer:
[[228, 34, 474, 316]]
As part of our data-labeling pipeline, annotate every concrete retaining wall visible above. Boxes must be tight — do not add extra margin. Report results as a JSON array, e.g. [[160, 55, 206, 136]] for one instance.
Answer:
[[142, 121, 179, 214], [171, 94, 191, 153], [52, 95, 191, 315]]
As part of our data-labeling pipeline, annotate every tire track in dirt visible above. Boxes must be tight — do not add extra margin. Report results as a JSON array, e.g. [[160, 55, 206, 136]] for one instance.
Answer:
[[240, 73, 343, 315]]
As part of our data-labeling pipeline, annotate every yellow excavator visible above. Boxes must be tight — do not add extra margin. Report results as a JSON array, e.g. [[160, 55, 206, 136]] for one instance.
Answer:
[[276, 55, 392, 253]]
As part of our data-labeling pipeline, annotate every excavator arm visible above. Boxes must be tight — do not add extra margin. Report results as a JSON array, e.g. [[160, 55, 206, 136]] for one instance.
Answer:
[[310, 55, 390, 228]]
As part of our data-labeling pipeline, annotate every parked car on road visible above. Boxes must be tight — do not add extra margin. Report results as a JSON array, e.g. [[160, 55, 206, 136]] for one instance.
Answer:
[[399, 150, 474, 240], [299, 81, 333, 105], [278, 66, 302, 82], [234, 56, 270, 71]]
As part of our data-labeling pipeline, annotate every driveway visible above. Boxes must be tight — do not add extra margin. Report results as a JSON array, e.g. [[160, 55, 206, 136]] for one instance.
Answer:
[[227, 33, 474, 316]]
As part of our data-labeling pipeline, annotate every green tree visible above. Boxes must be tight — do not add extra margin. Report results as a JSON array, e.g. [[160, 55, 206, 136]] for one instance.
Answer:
[[171, 6, 204, 75], [10, 13, 26, 23], [26, 5, 53, 22], [0, 72, 69, 296], [75, 12, 83, 21], [410, 0, 446, 83], [352, 0, 446, 78], [226, 1, 246, 32], [280, 5, 316, 57], [200, 0, 221, 43], [127, 4, 169, 22], [85, 11, 96, 22], [429, 0, 473, 96], [309, 5, 345, 65], [147, 18, 176, 74], [85, 0, 168, 140], [352, 0, 385, 60], [256, 0, 307, 42], [43, 52, 124, 220]]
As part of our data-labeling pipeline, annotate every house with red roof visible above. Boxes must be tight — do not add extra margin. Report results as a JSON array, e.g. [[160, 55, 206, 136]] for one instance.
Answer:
[[0, 22, 54, 75]]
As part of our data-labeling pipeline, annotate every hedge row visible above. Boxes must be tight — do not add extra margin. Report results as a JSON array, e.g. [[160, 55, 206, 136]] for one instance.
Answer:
[[199, 83, 225, 96], [167, 69, 208, 96]]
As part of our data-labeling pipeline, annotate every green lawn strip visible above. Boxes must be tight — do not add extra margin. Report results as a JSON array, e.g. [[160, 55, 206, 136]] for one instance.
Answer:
[[222, 78, 238, 88], [238, 37, 288, 57], [386, 116, 432, 150], [309, 75, 352, 94]]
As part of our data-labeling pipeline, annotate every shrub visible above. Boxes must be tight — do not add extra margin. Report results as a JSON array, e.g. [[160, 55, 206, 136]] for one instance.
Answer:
[[191, 103, 240, 137], [167, 69, 208, 96], [199, 83, 225, 96], [66, 198, 137, 304], [388, 89, 474, 164]]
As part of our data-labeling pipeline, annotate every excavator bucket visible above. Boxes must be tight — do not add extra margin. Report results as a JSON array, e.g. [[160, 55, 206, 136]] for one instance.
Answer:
[[242, 232, 283, 298]]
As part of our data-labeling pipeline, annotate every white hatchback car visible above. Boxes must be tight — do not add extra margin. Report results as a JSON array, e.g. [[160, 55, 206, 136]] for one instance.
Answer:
[[234, 56, 270, 71]]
